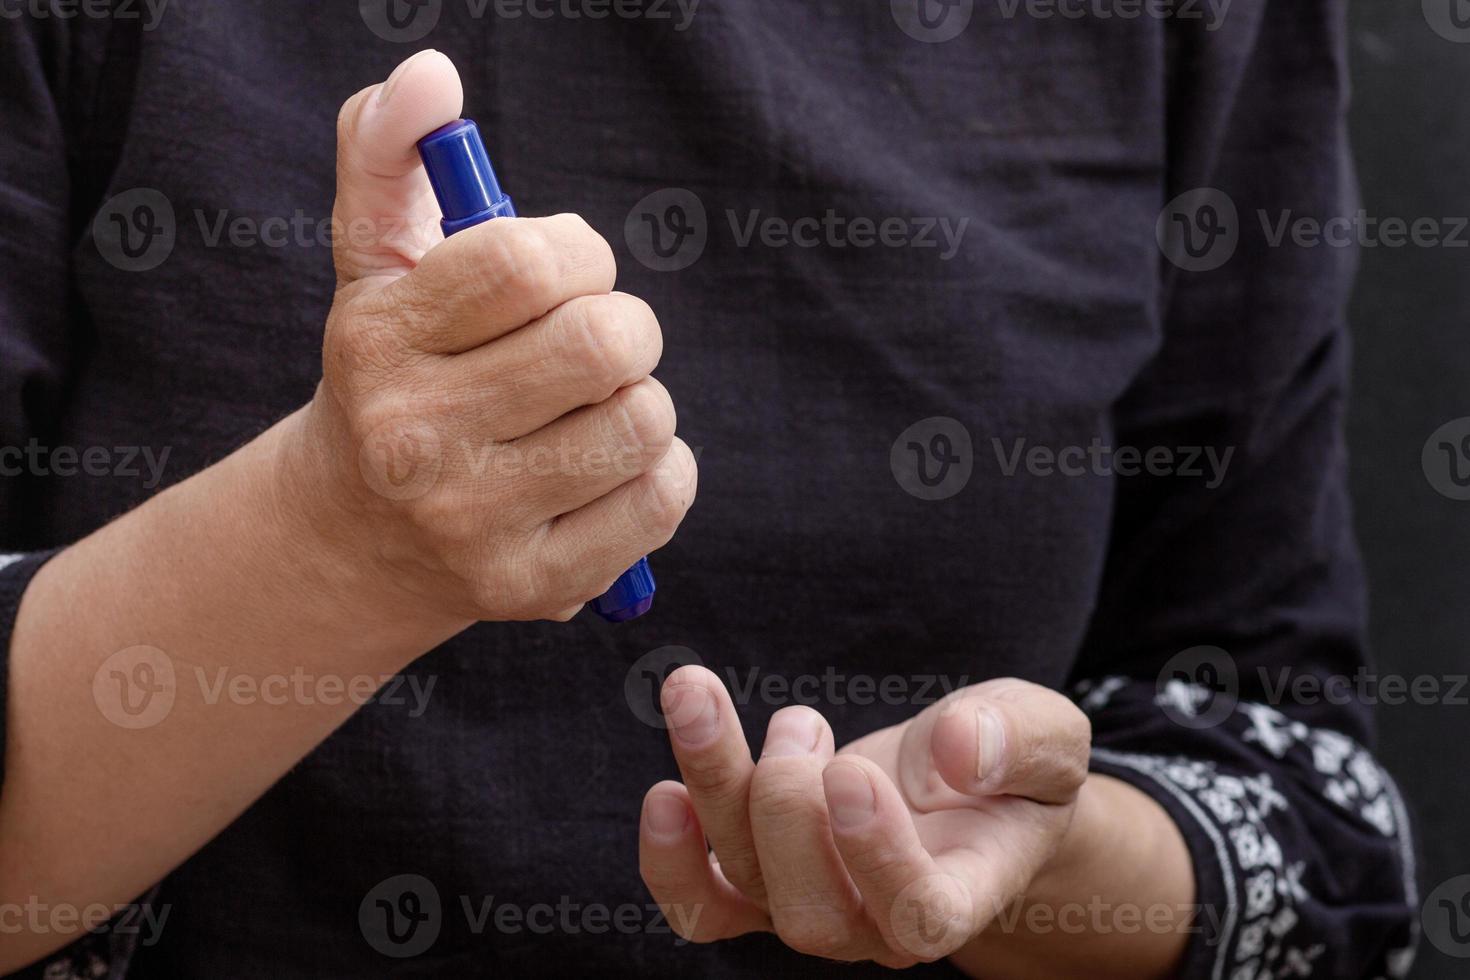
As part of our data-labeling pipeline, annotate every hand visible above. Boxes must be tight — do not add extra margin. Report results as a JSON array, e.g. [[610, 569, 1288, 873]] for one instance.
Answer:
[[638, 666, 1092, 968], [284, 51, 696, 624]]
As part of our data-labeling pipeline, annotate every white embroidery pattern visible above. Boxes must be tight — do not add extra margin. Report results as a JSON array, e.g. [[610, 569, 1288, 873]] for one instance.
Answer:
[[1075, 677, 1418, 980], [0, 553, 23, 574]]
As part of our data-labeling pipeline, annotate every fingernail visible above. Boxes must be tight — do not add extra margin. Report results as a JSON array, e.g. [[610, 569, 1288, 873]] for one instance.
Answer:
[[977, 709, 1004, 783], [665, 686, 719, 747], [645, 794, 689, 841], [762, 710, 822, 758], [379, 49, 438, 107], [825, 764, 876, 830]]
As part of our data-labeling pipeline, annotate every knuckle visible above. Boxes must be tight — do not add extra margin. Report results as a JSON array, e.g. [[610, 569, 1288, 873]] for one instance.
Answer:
[[472, 537, 551, 619], [771, 909, 860, 959], [550, 212, 617, 288], [716, 850, 766, 895], [568, 296, 654, 394], [640, 465, 692, 542], [335, 87, 369, 146], [840, 835, 911, 881], [678, 753, 748, 802], [748, 768, 821, 824], [611, 380, 676, 457], [488, 223, 561, 311]]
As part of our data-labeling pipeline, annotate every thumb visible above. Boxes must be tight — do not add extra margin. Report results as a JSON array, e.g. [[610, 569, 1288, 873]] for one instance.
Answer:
[[333, 49, 464, 287], [898, 680, 1092, 809]]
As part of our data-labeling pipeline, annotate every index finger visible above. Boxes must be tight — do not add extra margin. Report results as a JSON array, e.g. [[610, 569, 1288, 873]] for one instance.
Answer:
[[660, 666, 768, 908], [368, 212, 617, 355]]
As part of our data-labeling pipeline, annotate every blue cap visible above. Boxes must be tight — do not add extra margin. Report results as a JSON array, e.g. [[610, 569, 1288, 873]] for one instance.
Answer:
[[589, 557, 656, 623], [416, 119, 517, 236]]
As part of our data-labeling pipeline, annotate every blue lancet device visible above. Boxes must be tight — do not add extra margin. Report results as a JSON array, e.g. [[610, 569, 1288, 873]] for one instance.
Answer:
[[417, 119, 656, 622]]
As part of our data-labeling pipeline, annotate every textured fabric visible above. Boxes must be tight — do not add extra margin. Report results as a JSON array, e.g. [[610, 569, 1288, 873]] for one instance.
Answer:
[[0, 1, 1416, 977]]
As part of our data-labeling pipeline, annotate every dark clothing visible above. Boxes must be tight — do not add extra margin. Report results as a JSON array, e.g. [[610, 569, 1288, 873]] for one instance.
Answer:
[[0, 1, 1417, 977]]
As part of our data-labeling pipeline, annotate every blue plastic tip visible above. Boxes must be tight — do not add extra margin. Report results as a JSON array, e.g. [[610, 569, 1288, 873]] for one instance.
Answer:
[[416, 119, 516, 235], [589, 557, 656, 623]]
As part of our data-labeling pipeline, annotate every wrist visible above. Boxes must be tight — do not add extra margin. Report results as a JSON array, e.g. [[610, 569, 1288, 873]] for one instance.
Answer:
[[253, 405, 473, 667]]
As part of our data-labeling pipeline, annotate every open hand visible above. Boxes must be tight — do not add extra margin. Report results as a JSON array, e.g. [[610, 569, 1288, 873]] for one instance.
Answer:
[[638, 666, 1092, 967]]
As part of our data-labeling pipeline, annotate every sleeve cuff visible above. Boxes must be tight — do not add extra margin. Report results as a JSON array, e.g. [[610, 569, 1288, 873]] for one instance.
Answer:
[[0, 548, 63, 789]]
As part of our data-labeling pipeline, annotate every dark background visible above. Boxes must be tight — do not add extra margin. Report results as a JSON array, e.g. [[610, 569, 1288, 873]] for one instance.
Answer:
[[1347, 4, 1470, 977]]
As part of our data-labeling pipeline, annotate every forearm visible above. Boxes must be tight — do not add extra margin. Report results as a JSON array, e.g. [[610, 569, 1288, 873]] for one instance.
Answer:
[[0, 409, 467, 970], [950, 774, 1194, 980]]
